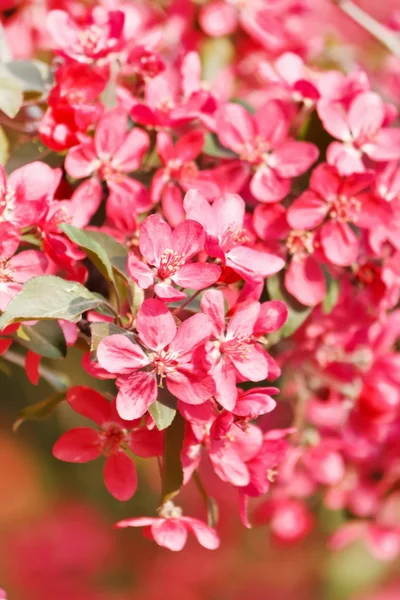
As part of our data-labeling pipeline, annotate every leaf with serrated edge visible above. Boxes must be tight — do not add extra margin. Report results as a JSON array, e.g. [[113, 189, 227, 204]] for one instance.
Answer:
[[0, 276, 107, 328]]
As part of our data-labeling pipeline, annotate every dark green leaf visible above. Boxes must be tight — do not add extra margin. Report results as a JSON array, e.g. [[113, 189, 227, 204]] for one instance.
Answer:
[[13, 391, 66, 431], [15, 321, 67, 359], [0, 276, 107, 328], [267, 273, 313, 340], [161, 411, 185, 502], [203, 133, 237, 159], [60, 224, 129, 281]]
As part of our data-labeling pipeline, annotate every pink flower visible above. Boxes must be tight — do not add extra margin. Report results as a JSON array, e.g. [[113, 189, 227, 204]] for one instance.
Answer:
[[0, 162, 61, 229], [53, 386, 163, 501], [200, 289, 285, 410], [127, 214, 221, 301], [184, 191, 285, 283], [65, 108, 151, 214], [151, 130, 219, 227], [0, 222, 48, 311], [115, 501, 220, 551], [97, 299, 215, 419], [318, 92, 400, 175], [47, 9, 125, 64], [215, 100, 319, 202], [330, 522, 400, 561], [287, 163, 376, 267]]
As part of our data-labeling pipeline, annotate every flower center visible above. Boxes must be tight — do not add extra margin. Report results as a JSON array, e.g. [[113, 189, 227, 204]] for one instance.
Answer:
[[157, 248, 185, 279], [0, 261, 13, 283], [99, 425, 127, 455], [0, 186, 16, 221], [240, 136, 271, 165], [78, 25, 103, 55], [220, 334, 252, 360], [329, 195, 361, 222], [151, 349, 180, 377], [220, 225, 249, 252], [286, 230, 314, 256], [98, 160, 123, 182], [158, 500, 183, 518]]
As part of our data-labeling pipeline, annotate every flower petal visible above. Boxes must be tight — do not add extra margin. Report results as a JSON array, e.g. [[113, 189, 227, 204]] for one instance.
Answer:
[[97, 335, 149, 375], [67, 386, 111, 425], [53, 428, 101, 463], [136, 299, 177, 351], [104, 451, 137, 501]]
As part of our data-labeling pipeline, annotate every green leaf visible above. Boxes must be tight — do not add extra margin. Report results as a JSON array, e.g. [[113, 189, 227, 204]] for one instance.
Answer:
[[203, 133, 237, 159], [322, 275, 340, 315], [13, 391, 66, 431], [0, 276, 107, 328], [267, 273, 313, 340], [149, 402, 176, 431], [60, 225, 129, 281], [90, 321, 131, 352], [161, 411, 185, 502], [0, 64, 23, 118], [15, 321, 67, 359]]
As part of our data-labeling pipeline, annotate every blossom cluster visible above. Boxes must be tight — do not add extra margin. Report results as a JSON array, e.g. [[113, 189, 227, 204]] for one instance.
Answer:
[[1, 0, 400, 560]]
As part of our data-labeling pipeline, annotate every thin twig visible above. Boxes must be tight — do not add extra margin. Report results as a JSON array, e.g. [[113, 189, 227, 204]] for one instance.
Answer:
[[334, 0, 400, 58]]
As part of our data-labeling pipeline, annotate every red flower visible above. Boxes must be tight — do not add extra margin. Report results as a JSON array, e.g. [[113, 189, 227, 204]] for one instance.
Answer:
[[53, 386, 163, 501], [127, 214, 221, 301], [115, 501, 220, 551], [97, 299, 215, 420], [215, 100, 318, 202]]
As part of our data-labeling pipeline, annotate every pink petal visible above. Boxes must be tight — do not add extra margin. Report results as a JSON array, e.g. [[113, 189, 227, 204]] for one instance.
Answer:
[[156, 132, 174, 164], [329, 522, 366, 551], [139, 214, 172, 266], [212, 193, 245, 237], [53, 428, 101, 462], [175, 130, 204, 162], [171, 219, 205, 260], [348, 92, 384, 142], [116, 371, 158, 420], [127, 254, 154, 289], [254, 300, 288, 334], [136, 299, 176, 351], [367, 527, 400, 561], [231, 344, 269, 381], [113, 127, 150, 171], [367, 128, 400, 161], [211, 359, 238, 411], [321, 220, 359, 266], [115, 517, 159, 528], [151, 519, 188, 551], [10, 250, 48, 282], [95, 108, 128, 158], [199, 1, 238, 37], [250, 166, 291, 203], [226, 246, 285, 281], [172, 262, 221, 289], [273, 142, 319, 178], [200, 289, 226, 336], [183, 190, 216, 234], [97, 334, 149, 375], [210, 443, 250, 486], [327, 142, 365, 175], [285, 256, 326, 306], [255, 100, 289, 146], [161, 183, 185, 228], [216, 103, 256, 154], [0, 222, 20, 260], [107, 177, 151, 213], [154, 282, 187, 302], [317, 100, 350, 141], [181, 517, 220, 550], [228, 300, 260, 338], [67, 386, 110, 426], [70, 178, 103, 228], [167, 366, 215, 405], [169, 313, 213, 357], [309, 163, 341, 200], [287, 191, 329, 230], [234, 387, 278, 417], [104, 451, 137, 501], [65, 143, 98, 179]]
